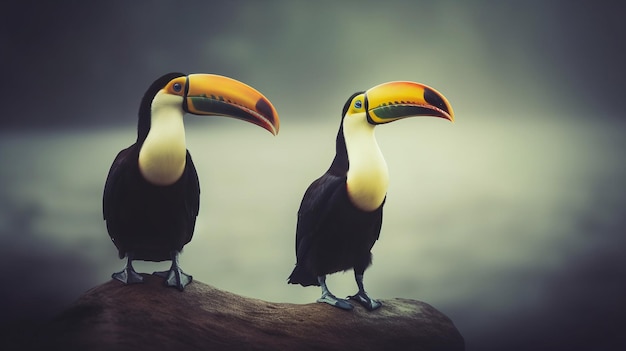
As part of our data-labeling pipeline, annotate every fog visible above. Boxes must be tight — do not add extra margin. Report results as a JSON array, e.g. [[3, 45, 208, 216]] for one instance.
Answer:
[[2, 1, 623, 128], [1, 1, 625, 350]]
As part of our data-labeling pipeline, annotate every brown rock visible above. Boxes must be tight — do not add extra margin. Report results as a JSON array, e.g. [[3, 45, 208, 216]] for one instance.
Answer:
[[37, 275, 464, 350]]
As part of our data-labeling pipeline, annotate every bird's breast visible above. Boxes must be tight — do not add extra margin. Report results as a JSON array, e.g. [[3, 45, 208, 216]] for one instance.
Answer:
[[346, 158, 389, 212], [345, 132, 389, 212], [138, 113, 187, 186]]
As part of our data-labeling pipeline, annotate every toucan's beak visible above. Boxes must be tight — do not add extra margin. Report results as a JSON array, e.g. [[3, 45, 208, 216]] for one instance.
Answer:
[[183, 74, 279, 135], [365, 81, 454, 125]]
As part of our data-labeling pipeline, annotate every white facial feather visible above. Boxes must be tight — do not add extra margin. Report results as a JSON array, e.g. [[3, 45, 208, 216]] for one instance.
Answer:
[[138, 92, 187, 186]]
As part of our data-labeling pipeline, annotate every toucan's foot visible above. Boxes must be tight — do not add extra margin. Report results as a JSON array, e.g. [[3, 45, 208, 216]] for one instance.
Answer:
[[317, 293, 354, 311], [112, 267, 144, 285], [349, 291, 382, 311], [153, 268, 192, 291]]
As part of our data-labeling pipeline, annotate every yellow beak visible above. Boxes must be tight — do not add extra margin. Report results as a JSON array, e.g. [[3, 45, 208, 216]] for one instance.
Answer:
[[365, 81, 454, 125], [183, 74, 280, 135]]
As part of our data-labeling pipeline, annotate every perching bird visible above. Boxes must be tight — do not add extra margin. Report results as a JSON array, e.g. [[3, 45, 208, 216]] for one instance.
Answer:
[[103, 72, 279, 290], [288, 81, 453, 310]]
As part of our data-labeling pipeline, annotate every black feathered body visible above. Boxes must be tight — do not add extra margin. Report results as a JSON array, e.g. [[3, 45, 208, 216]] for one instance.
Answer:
[[288, 172, 383, 286], [103, 144, 200, 261]]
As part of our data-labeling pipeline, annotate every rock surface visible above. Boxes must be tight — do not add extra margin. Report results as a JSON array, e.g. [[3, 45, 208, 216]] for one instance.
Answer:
[[35, 275, 464, 350]]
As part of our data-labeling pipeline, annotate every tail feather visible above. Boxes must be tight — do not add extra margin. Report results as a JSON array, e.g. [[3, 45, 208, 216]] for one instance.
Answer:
[[288, 265, 319, 287]]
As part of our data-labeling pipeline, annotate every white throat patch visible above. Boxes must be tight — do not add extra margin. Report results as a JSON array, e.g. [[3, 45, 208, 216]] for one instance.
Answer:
[[138, 93, 187, 186], [343, 112, 389, 211]]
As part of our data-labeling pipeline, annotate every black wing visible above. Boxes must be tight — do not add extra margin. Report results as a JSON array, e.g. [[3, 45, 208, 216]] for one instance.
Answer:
[[287, 172, 345, 285], [181, 151, 201, 244], [294, 172, 346, 259], [103, 144, 136, 223]]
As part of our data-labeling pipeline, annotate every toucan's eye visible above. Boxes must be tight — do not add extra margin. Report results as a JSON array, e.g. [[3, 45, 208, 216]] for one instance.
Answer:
[[173, 82, 182, 92], [345, 93, 366, 116]]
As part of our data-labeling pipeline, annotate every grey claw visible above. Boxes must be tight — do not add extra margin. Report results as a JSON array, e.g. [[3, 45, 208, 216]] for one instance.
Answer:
[[153, 269, 192, 291], [112, 268, 144, 285], [348, 292, 382, 311], [317, 294, 354, 310]]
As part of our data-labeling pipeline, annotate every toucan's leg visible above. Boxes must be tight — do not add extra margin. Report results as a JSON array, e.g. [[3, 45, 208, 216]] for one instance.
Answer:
[[348, 272, 382, 311], [153, 250, 192, 291], [316, 275, 353, 310], [112, 252, 144, 285]]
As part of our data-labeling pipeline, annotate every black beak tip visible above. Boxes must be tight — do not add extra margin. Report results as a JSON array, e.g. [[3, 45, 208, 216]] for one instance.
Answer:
[[256, 97, 277, 125], [424, 87, 451, 115]]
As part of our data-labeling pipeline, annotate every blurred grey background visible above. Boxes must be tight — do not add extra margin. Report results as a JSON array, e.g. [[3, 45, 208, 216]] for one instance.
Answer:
[[1, 1, 625, 350]]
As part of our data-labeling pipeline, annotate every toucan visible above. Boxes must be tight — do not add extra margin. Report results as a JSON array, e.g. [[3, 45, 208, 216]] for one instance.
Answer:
[[288, 81, 454, 310], [103, 72, 279, 291]]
